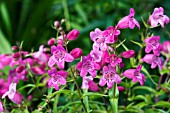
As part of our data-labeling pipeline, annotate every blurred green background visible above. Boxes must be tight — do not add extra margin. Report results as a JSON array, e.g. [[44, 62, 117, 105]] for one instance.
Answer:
[[0, 0, 170, 54]]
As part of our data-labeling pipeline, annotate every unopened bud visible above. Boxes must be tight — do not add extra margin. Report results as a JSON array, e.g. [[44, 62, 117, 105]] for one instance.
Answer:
[[12, 52, 21, 59], [118, 86, 125, 92], [61, 19, 66, 23], [70, 48, 83, 59], [121, 50, 135, 58], [12, 46, 19, 51], [48, 38, 56, 46], [54, 21, 60, 28], [67, 29, 80, 41], [16, 65, 25, 73]]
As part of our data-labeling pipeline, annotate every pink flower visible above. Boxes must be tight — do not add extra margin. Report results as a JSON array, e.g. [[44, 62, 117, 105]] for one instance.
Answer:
[[90, 49, 103, 62], [33, 45, 49, 63], [70, 48, 83, 59], [76, 55, 100, 77], [109, 54, 122, 67], [0, 79, 9, 97], [0, 101, 3, 113], [161, 41, 170, 54], [82, 76, 99, 92], [121, 50, 135, 58], [47, 68, 68, 90], [99, 65, 121, 89], [102, 26, 120, 44], [2, 83, 22, 104], [116, 8, 140, 29], [144, 36, 161, 56], [0, 54, 12, 69], [123, 65, 146, 85], [90, 28, 108, 51], [141, 54, 163, 70], [148, 7, 169, 28], [67, 29, 80, 41], [48, 45, 74, 69]]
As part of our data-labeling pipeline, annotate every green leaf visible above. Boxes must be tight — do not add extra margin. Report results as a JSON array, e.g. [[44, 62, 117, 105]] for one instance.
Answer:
[[0, 29, 12, 54], [133, 86, 157, 93], [82, 92, 108, 98], [119, 40, 129, 51], [116, 39, 126, 48], [130, 40, 142, 48], [18, 84, 35, 92], [133, 95, 147, 102], [154, 101, 170, 108]]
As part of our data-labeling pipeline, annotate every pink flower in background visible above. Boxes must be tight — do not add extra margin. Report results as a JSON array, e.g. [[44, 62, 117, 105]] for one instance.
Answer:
[[103, 26, 120, 44], [2, 83, 22, 104], [148, 7, 169, 28], [47, 68, 68, 90], [0, 54, 12, 69], [48, 45, 74, 69], [144, 36, 161, 56], [0, 79, 9, 97], [70, 48, 83, 59], [33, 45, 49, 63], [0, 101, 3, 113], [121, 50, 135, 58], [67, 29, 80, 40], [116, 8, 140, 29], [141, 54, 163, 70], [76, 55, 100, 77], [99, 65, 121, 89], [161, 41, 170, 54], [123, 65, 146, 85], [82, 76, 99, 92]]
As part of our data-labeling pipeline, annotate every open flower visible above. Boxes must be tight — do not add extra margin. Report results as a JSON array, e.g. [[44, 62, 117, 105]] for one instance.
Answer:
[[82, 76, 99, 92], [141, 54, 163, 70], [99, 65, 121, 89], [109, 54, 122, 67], [116, 8, 140, 29], [144, 36, 161, 56], [123, 65, 146, 85], [2, 83, 22, 104], [48, 68, 68, 90], [48, 45, 74, 69], [76, 55, 100, 77], [0, 101, 3, 113], [161, 41, 170, 54], [148, 7, 169, 28]]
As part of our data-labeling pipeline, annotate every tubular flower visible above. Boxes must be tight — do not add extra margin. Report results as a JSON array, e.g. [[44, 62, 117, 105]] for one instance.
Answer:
[[48, 68, 68, 90], [2, 83, 22, 104], [123, 65, 146, 85], [0, 101, 3, 113], [144, 36, 161, 56], [116, 8, 140, 29], [161, 41, 170, 54], [141, 54, 163, 70], [121, 50, 135, 58], [148, 7, 169, 28], [48, 45, 74, 69], [67, 29, 80, 41], [76, 55, 100, 77], [99, 65, 121, 89], [82, 76, 99, 92], [109, 54, 122, 67]]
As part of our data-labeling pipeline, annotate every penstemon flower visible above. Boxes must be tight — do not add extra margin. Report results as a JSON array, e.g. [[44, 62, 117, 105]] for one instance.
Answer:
[[82, 76, 99, 92], [148, 7, 169, 28], [0, 101, 3, 113], [161, 41, 170, 54], [123, 65, 146, 85], [76, 54, 100, 77], [144, 36, 161, 56], [47, 68, 68, 90], [2, 82, 22, 104], [141, 54, 163, 70], [116, 8, 140, 29], [48, 45, 74, 69], [99, 65, 121, 89]]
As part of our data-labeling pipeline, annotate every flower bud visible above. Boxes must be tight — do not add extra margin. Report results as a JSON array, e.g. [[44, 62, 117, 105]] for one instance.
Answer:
[[70, 48, 83, 59], [16, 65, 25, 73], [67, 29, 80, 41], [12, 52, 21, 59], [118, 86, 125, 92], [48, 38, 56, 46], [12, 46, 19, 51], [121, 50, 135, 58], [54, 21, 60, 28]]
